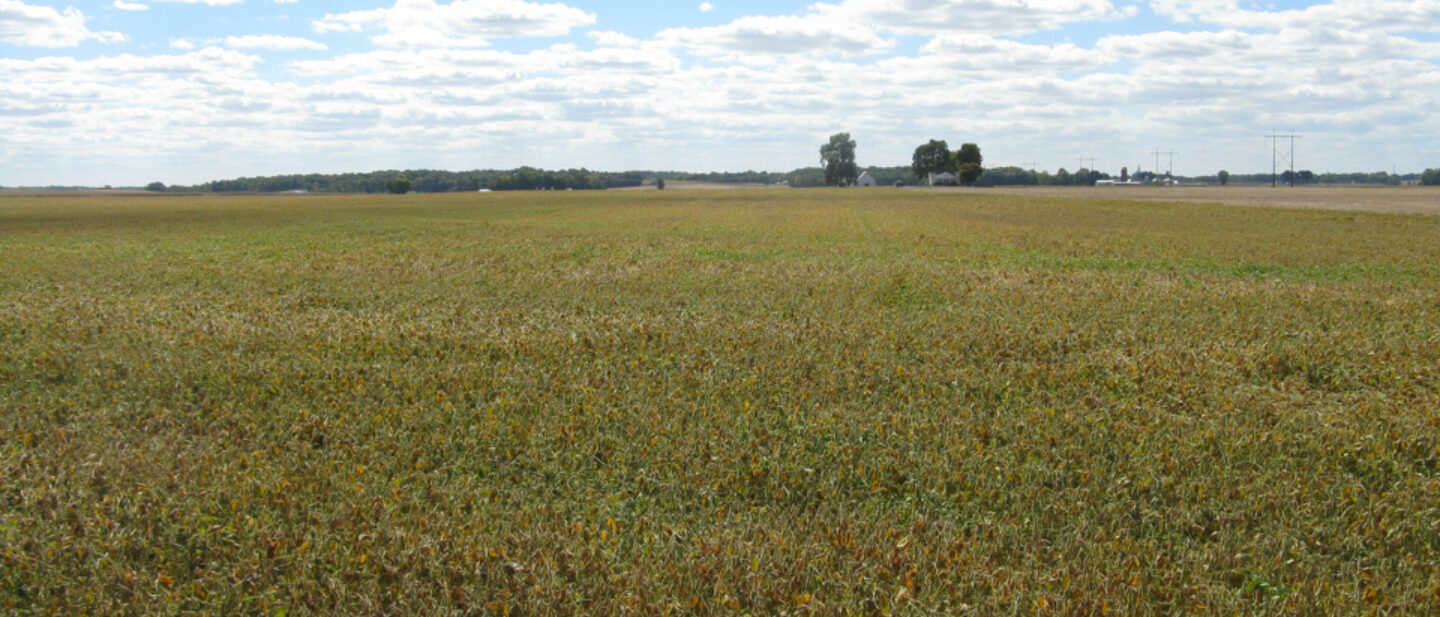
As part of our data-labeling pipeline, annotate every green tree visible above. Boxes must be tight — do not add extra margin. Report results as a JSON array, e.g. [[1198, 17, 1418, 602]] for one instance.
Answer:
[[1422, 169, 1440, 186], [1055, 167, 1072, 185], [656, 178, 666, 190], [145, 181, 166, 192], [910, 139, 954, 182], [386, 173, 412, 194], [1074, 168, 1105, 186], [954, 143, 983, 186], [973, 166, 1037, 187], [820, 132, 858, 187], [1217, 170, 1230, 186]]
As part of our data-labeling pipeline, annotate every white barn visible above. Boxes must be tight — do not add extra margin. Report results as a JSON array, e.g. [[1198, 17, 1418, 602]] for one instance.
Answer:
[[856, 171, 877, 187], [928, 171, 958, 186]]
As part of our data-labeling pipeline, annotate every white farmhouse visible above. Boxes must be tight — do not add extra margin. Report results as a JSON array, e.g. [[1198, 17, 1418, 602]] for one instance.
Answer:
[[856, 171, 877, 187]]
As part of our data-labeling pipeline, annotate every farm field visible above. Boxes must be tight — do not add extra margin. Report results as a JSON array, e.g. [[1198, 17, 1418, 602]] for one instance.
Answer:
[[938, 185, 1440, 215], [2, 189, 1438, 615]]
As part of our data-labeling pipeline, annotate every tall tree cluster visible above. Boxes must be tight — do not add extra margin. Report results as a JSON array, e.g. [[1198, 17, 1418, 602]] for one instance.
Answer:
[[911, 140, 956, 182], [911, 139, 984, 186], [955, 143, 983, 186], [820, 133, 859, 186]]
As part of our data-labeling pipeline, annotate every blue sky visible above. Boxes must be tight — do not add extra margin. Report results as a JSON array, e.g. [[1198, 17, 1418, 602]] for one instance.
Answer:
[[2, 0, 1438, 185]]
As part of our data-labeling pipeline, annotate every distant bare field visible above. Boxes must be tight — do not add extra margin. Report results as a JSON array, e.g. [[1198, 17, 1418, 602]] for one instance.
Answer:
[[925, 184, 1440, 215], [10, 185, 1434, 213], [614, 180, 787, 191], [0, 189, 150, 197]]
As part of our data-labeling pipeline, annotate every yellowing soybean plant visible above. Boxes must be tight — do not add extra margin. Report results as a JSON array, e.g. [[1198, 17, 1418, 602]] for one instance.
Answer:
[[2, 189, 1438, 615]]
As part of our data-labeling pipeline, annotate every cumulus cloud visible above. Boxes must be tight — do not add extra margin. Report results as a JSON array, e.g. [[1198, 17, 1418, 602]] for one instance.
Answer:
[[653, 0, 1125, 60], [815, 0, 1125, 36], [656, 14, 891, 59], [1097, 29, 1254, 60], [5, 0, 1440, 185], [224, 34, 327, 51], [112, 1, 148, 10], [920, 34, 1114, 72], [588, 30, 641, 47], [0, 0, 125, 47], [150, 0, 243, 5], [1151, 0, 1440, 32], [313, 0, 596, 48], [1098, 27, 1440, 68]]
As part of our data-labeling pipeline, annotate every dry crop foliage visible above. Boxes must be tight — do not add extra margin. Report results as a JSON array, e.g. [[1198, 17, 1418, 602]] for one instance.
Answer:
[[1, 190, 1438, 615]]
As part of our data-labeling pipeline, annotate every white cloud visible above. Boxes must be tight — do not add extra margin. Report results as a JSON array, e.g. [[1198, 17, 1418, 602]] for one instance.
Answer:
[[1098, 28, 1440, 68], [0, 0, 125, 47], [150, 0, 244, 5], [6, 0, 1440, 185], [224, 34, 327, 51], [920, 34, 1114, 73], [313, 0, 596, 48], [112, 0, 148, 10], [1151, 0, 1440, 32], [277, 15, 1440, 175], [1097, 29, 1251, 59], [588, 30, 641, 47], [815, 0, 1124, 36], [656, 14, 891, 59], [699, 2, 714, 12], [654, 0, 1122, 60]]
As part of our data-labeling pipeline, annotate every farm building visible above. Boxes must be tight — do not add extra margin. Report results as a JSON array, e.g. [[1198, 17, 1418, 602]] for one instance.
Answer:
[[928, 171, 958, 186], [856, 171, 877, 187]]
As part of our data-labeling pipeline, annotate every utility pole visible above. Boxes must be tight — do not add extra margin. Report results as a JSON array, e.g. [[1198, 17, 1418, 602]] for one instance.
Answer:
[[1265, 132, 1301, 187], [1076, 156, 1097, 171]]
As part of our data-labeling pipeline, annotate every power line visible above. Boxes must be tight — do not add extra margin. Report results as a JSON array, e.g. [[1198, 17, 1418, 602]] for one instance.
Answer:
[[1265, 132, 1301, 187], [1076, 155, 1096, 171]]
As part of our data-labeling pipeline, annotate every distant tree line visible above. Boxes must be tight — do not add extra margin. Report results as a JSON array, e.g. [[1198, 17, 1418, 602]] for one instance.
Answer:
[[972, 167, 1114, 186], [784, 166, 906, 188], [665, 170, 792, 184], [167, 168, 824, 194], [965, 168, 1425, 187], [171, 168, 653, 193], [971, 169, 1422, 187], [1192, 170, 1418, 186], [151, 164, 1434, 194]]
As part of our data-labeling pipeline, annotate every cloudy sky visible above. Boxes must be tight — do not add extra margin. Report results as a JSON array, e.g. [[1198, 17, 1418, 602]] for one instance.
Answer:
[[2, 0, 1437, 186]]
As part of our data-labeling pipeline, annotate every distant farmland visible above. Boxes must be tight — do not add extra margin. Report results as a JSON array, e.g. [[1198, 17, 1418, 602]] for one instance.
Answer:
[[930, 184, 1440, 215], [2, 190, 1437, 615]]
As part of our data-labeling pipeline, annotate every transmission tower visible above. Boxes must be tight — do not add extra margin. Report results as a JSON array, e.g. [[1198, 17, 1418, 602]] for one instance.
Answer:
[[1151, 149, 1178, 177], [1265, 132, 1301, 187]]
